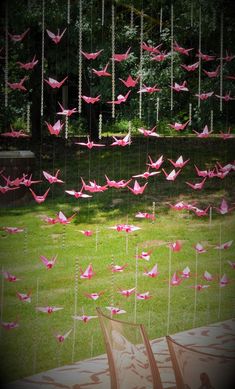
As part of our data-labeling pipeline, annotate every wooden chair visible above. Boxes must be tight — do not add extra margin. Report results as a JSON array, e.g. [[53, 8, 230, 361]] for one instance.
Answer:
[[166, 335, 235, 389], [96, 307, 163, 389]]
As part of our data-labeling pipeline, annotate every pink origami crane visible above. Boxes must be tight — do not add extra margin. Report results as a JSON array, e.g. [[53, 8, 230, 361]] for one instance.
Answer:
[[81, 49, 103, 60], [195, 91, 214, 100], [2, 271, 20, 282], [84, 292, 104, 301], [72, 314, 97, 323], [29, 187, 50, 204], [215, 91, 235, 101], [1, 174, 24, 187], [169, 201, 188, 211], [44, 76, 68, 89], [2, 227, 24, 234], [216, 162, 235, 173], [80, 178, 108, 192], [107, 90, 131, 104], [143, 264, 160, 278], [7, 76, 28, 91], [147, 155, 164, 170], [1, 319, 19, 330], [138, 84, 161, 93], [141, 42, 162, 53], [57, 102, 77, 117], [119, 75, 139, 88], [227, 261, 235, 269], [194, 243, 207, 253], [1, 126, 29, 138], [170, 272, 182, 286], [214, 167, 229, 179], [219, 274, 229, 287], [137, 251, 152, 261], [65, 189, 92, 198], [192, 205, 210, 217], [171, 81, 189, 92], [17, 55, 38, 70], [215, 199, 235, 215], [57, 211, 76, 224], [135, 212, 155, 220], [105, 175, 131, 189], [55, 329, 72, 343], [80, 263, 95, 279], [40, 255, 57, 269], [105, 306, 126, 315], [162, 169, 181, 181], [194, 165, 212, 178], [181, 266, 191, 279], [203, 271, 213, 282], [36, 306, 64, 314], [132, 168, 160, 179], [16, 290, 32, 303], [75, 136, 105, 149], [169, 241, 182, 252], [112, 47, 131, 62], [8, 28, 30, 42], [43, 216, 58, 225], [110, 264, 128, 272], [219, 128, 234, 140], [186, 177, 207, 190], [174, 41, 193, 55], [127, 180, 148, 195], [196, 51, 216, 61], [181, 62, 199, 72], [109, 224, 141, 233], [193, 125, 213, 138], [203, 65, 220, 78], [169, 120, 189, 132], [0, 185, 19, 194], [168, 156, 190, 168], [214, 240, 233, 250], [21, 174, 41, 187], [45, 120, 64, 136], [43, 170, 64, 184], [110, 133, 131, 146], [46, 28, 66, 44], [118, 287, 136, 297], [80, 230, 93, 236], [151, 51, 170, 62], [81, 95, 101, 104], [219, 50, 235, 62], [92, 63, 111, 77], [138, 126, 160, 137], [136, 291, 152, 300], [190, 284, 210, 291]]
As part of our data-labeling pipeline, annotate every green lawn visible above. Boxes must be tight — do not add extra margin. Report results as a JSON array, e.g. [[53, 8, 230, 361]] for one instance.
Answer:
[[0, 136, 235, 383]]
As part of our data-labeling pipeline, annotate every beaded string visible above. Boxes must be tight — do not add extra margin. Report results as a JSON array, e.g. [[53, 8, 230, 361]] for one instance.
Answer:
[[101, 0, 105, 26], [4, 1, 8, 108], [198, 6, 202, 109], [67, 0, 70, 25], [111, 4, 115, 118], [72, 258, 79, 362], [139, 10, 144, 119], [78, 0, 82, 113], [40, 0, 45, 117], [219, 12, 223, 112], [170, 3, 174, 111]]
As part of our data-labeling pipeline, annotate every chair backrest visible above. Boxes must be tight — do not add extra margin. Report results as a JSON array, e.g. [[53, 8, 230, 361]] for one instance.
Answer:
[[166, 335, 235, 389], [96, 307, 163, 389]]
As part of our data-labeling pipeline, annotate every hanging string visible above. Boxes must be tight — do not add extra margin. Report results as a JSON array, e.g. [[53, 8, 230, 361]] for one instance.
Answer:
[[166, 247, 172, 334], [210, 110, 213, 131], [209, 206, 212, 228], [67, 0, 71, 25], [90, 335, 94, 357], [134, 246, 138, 324], [33, 278, 39, 373], [170, 3, 174, 111], [110, 255, 114, 315], [198, 6, 202, 109], [95, 226, 99, 251], [65, 115, 68, 139], [4, 1, 8, 108], [72, 258, 79, 362], [212, 7, 216, 31], [218, 224, 222, 319], [128, 120, 131, 143], [98, 113, 102, 139], [0, 266, 4, 335], [190, 1, 193, 27], [130, 4, 134, 30], [78, 0, 82, 113], [26, 103, 30, 133], [219, 12, 223, 112], [156, 97, 160, 122], [152, 201, 156, 222], [101, 0, 105, 26], [139, 10, 144, 119], [148, 310, 151, 333], [40, 0, 45, 117], [189, 103, 192, 125], [111, 4, 115, 118], [159, 7, 163, 33], [193, 251, 198, 327]]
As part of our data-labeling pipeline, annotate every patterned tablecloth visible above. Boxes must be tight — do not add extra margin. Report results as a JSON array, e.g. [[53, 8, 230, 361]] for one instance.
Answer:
[[6, 318, 235, 389]]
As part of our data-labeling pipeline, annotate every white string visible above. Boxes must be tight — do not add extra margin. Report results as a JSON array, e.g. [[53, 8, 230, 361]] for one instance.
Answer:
[[219, 12, 223, 112], [170, 3, 174, 111], [0, 266, 4, 334], [98, 113, 102, 140], [65, 116, 68, 139], [198, 6, 202, 109], [90, 334, 94, 357], [134, 246, 138, 324], [33, 278, 39, 373], [26, 103, 30, 133], [41, 0, 45, 117], [210, 110, 213, 132], [156, 97, 160, 122], [218, 224, 222, 319], [166, 247, 172, 334], [139, 10, 144, 119], [190, 1, 193, 27], [130, 5, 134, 30], [209, 206, 212, 228], [4, 2, 8, 108], [95, 226, 98, 251], [193, 251, 198, 327], [111, 5, 115, 118], [101, 0, 105, 26], [67, 0, 71, 25], [78, 0, 82, 113], [128, 120, 131, 144], [152, 201, 156, 223], [159, 7, 163, 33], [72, 258, 79, 362], [189, 103, 192, 125]]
